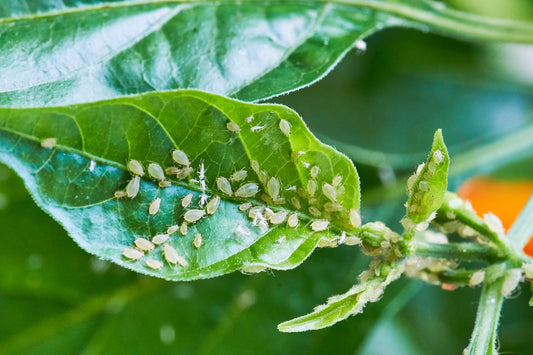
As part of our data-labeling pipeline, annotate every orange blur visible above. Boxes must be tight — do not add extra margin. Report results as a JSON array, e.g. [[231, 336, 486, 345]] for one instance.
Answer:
[[456, 176, 533, 257]]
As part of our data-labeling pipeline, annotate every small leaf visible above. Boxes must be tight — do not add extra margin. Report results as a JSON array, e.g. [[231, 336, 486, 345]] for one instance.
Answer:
[[406, 129, 450, 223], [278, 261, 403, 332], [0, 90, 359, 280]]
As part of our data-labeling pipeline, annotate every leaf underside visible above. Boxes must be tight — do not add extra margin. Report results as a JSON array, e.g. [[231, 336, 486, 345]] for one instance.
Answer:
[[0, 90, 360, 281]]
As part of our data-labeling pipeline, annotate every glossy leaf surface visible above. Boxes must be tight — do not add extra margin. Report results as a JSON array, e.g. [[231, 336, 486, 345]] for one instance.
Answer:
[[2, 0, 533, 107]]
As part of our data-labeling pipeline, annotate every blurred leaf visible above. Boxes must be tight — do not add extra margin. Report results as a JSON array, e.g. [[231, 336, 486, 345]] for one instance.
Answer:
[[2, 0, 533, 107], [406, 129, 449, 224], [0, 166, 414, 354], [0, 90, 359, 281]]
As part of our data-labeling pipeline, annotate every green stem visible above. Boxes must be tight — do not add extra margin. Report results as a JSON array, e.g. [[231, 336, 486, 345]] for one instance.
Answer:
[[464, 276, 505, 355], [439, 192, 523, 265], [413, 241, 503, 264], [507, 192, 533, 258]]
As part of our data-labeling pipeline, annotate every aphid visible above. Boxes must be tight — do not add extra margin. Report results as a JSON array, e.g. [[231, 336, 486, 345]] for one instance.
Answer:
[[172, 150, 190, 166], [332, 175, 342, 187], [263, 208, 275, 220], [165, 166, 180, 175], [149, 197, 161, 215], [207, 196, 221, 214], [126, 176, 141, 198], [230, 169, 247, 182], [180, 222, 188, 236], [270, 211, 288, 225], [291, 197, 301, 209], [176, 167, 194, 180], [288, 213, 299, 227], [310, 166, 320, 179], [193, 233, 202, 249], [128, 160, 145, 176], [418, 181, 429, 192], [41, 137, 57, 148], [181, 193, 193, 208], [267, 177, 280, 200], [349, 208, 361, 228], [146, 258, 163, 270], [227, 122, 241, 133], [427, 162, 436, 174], [307, 180, 317, 197], [114, 190, 128, 198], [235, 183, 259, 198], [148, 163, 165, 181], [159, 180, 171, 188], [309, 206, 322, 217], [279, 119, 291, 137], [251, 125, 265, 132], [502, 269, 522, 297], [152, 234, 170, 245], [322, 183, 337, 202], [308, 198, 318, 205], [123, 247, 143, 260], [344, 235, 361, 246], [523, 264, 533, 279], [433, 150, 444, 164], [248, 206, 264, 219], [469, 271, 485, 287], [250, 160, 260, 174], [166, 225, 179, 235], [216, 177, 233, 196], [484, 212, 505, 235], [258, 171, 268, 185], [239, 202, 252, 212], [324, 202, 343, 212], [184, 209, 206, 223], [163, 244, 188, 266], [311, 220, 330, 231], [241, 265, 268, 274], [135, 237, 155, 251]]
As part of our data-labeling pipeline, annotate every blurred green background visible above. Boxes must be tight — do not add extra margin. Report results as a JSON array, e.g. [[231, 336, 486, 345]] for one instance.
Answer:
[[2, 1, 533, 353]]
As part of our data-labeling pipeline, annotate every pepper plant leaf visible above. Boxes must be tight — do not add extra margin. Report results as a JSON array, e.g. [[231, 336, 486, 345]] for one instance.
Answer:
[[0, 89, 360, 280], [278, 260, 404, 332], [2, 0, 533, 108], [406, 129, 450, 224]]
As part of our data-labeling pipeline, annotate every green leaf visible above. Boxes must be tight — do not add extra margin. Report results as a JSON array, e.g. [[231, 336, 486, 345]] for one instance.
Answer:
[[278, 261, 403, 332], [2, 0, 533, 108], [406, 129, 449, 224], [0, 89, 359, 281]]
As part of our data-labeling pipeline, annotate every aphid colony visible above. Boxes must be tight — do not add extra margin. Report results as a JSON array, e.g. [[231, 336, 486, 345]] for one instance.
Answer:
[[116, 114, 361, 270]]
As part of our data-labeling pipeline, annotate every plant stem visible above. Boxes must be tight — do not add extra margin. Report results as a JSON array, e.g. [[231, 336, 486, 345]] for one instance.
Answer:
[[413, 241, 503, 264], [439, 192, 524, 265], [507, 192, 533, 258], [464, 276, 505, 355]]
